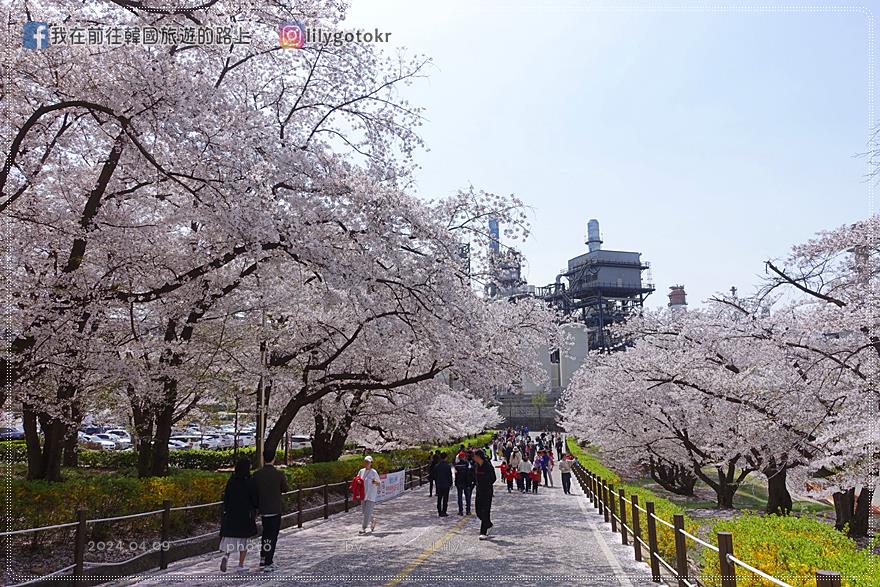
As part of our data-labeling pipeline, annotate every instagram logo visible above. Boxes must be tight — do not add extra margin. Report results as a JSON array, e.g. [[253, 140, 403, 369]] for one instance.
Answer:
[[279, 21, 305, 48]]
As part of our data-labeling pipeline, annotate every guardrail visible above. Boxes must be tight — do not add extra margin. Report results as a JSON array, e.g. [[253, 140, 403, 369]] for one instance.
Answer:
[[2, 463, 428, 587], [571, 461, 844, 587]]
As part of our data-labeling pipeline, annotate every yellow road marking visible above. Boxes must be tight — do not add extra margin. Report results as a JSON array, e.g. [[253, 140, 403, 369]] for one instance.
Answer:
[[383, 516, 471, 587]]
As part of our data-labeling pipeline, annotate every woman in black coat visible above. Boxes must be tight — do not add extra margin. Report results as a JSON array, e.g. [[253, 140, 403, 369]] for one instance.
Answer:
[[219, 458, 258, 573]]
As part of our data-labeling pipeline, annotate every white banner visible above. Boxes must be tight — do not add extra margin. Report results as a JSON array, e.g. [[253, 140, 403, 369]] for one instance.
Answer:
[[376, 470, 405, 502]]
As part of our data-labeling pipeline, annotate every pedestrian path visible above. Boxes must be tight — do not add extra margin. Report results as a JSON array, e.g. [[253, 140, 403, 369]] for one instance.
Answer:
[[107, 466, 661, 586]]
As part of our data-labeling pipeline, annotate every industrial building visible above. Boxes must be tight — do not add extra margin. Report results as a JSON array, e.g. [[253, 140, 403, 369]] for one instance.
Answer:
[[536, 219, 655, 352], [488, 218, 655, 428]]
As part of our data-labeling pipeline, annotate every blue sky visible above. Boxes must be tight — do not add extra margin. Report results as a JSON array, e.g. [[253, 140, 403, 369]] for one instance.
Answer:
[[346, 1, 874, 307]]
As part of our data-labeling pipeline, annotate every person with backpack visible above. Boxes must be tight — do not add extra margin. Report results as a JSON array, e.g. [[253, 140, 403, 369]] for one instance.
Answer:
[[356, 455, 381, 534], [453, 450, 475, 516], [219, 458, 258, 573], [431, 452, 453, 517], [472, 449, 496, 540], [251, 448, 289, 572]]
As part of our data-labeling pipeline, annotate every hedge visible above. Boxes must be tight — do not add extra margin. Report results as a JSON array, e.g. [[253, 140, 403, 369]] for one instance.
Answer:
[[7, 431, 493, 532], [701, 514, 880, 587], [1, 441, 311, 470], [566, 436, 696, 561], [566, 436, 879, 587]]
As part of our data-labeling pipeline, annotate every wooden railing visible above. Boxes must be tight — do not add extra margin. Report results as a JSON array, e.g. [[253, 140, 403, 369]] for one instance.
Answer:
[[2, 464, 428, 587], [571, 460, 844, 587]]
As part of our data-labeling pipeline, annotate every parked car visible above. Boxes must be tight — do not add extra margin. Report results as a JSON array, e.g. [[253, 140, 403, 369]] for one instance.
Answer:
[[168, 439, 187, 451], [235, 433, 256, 447], [80, 425, 105, 436], [81, 435, 116, 451], [169, 435, 203, 449], [0, 427, 25, 440], [199, 434, 233, 450], [289, 435, 312, 450], [91, 433, 129, 449], [104, 430, 132, 448]]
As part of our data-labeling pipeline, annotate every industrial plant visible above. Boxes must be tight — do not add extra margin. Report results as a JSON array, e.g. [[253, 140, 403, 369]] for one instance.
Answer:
[[535, 219, 655, 352]]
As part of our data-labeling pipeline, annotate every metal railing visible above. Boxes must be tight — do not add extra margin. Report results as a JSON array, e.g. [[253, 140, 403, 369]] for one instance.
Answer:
[[2, 463, 428, 586], [571, 460, 844, 587]]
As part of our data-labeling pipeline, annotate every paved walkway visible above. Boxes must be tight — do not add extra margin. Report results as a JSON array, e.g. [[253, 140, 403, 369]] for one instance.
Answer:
[[107, 462, 662, 586]]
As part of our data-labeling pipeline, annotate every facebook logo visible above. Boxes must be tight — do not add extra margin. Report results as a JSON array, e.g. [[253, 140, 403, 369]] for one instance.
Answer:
[[23, 21, 49, 49]]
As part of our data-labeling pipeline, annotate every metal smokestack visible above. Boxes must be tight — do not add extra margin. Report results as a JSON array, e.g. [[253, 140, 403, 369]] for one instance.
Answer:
[[488, 219, 500, 253], [586, 219, 602, 252]]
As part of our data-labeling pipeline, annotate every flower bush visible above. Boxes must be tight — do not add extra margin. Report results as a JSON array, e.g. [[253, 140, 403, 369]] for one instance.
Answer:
[[700, 515, 879, 587]]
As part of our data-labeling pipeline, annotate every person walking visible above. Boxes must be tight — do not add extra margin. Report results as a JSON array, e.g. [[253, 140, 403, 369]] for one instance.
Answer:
[[472, 449, 496, 540], [555, 434, 564, 461], [432, 452, 453, 517], [529, 463, 542, 493], [251, 448, 289, 572], [559, 454, 573, 495], [219, 459, 258, 573], [517, 452, 531, 493], [540, 449, 551, 487], [454, 451, 475, 515], [357, 455, 382, 534], [428, 451, 440, 497]]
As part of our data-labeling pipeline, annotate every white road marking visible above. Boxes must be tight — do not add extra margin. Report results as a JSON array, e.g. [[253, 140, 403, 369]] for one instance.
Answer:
[[575, 479, 635, 587]]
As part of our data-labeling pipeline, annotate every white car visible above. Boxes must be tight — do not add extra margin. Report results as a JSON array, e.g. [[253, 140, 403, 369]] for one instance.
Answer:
[[235, 433, 256, 447], [82, 434, 116, 451], [104, 430, 132, 449], [289, 435, 312, 450], [199, 435, 233, 450], [91, 433, 129, 449], [169, 435, 203, 449], [168, 439, 187, 451]]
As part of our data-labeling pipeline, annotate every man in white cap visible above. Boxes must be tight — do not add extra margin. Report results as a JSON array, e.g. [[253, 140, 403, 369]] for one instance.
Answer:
[[357, 455, 381, 534]]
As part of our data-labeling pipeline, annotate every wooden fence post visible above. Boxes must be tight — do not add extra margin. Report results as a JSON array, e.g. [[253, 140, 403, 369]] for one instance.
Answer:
[[419, 465, 424, 487], [344, 487, 349, 513], [323, 484, 329, 519], [619, 488, 628, 545], [297, 487, 303, 528], [717, 532, 736, 587], [160, 500, 171, 570], [609, 484, 617, 532], [631, 494, 642, 562], [815, 571, 842, 587], [73, 509, 87, 576], [673, 513, 689, 587], [599, 478, 607, 518], [645, 502, 661, 583]]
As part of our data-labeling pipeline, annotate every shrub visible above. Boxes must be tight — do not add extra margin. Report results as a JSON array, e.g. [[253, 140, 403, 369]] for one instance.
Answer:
[[1, 440, 28, 463], [700, 515, 880, 587], [566, 436, 695, 560]]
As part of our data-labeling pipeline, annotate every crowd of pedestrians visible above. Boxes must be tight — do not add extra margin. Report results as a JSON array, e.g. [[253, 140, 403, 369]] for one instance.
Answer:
[[216, 428, 575, 571], [426, 427, 573, 540]]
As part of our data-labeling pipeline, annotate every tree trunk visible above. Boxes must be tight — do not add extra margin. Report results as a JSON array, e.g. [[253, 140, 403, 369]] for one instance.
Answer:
[[61, 429, 78, 468], [764, 467, 792, 515], [833, 488, 855, 531], [851, 487, 870, 536], [131, 399, 155, 477], [311, 411, 351, 463], [692, 457, 751, 509], [149, 391, 175, 477], [649, 456, 697, 496], [833, 487, 871, 536]]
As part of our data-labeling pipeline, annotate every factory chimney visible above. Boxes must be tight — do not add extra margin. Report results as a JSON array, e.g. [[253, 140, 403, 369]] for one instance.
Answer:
[[488, 218, 500, 253], [586, 219, 602, 252], [668, 285, 687, 310]]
